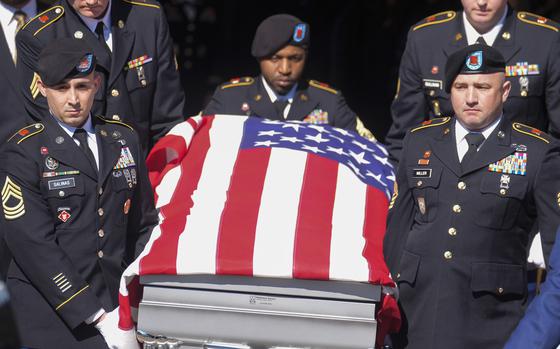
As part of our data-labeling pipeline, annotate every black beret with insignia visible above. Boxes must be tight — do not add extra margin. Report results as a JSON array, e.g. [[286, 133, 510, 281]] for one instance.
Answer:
[[251, 14, 310, 58], [37, 38, 96, 86], [445, 43, 505, 93]]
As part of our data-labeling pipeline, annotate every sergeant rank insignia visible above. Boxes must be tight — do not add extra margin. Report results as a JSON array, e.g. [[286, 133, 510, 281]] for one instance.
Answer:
[[2, 176, 25, 220], [488, 152, 527, 175]]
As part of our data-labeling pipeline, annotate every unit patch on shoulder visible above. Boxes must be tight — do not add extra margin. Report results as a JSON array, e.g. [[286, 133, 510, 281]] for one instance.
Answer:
[[8, 123, 44, 144], [2, 176, 25, 220], [512, 122, 550, 143], [221, 77, 254, 89], [309, 80, 338, 95], [22, 6, 65, 36], [517, 12, 559, 32], [411, 117, 451, 133], [413, 11, 456, 31]]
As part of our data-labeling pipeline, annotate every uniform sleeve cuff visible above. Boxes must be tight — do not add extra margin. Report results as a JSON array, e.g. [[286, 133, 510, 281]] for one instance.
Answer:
[[85, 308, 106, 324]]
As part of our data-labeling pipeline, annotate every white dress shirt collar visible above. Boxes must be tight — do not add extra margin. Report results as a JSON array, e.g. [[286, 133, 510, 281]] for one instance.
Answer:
[[463, 6, 508, 46]]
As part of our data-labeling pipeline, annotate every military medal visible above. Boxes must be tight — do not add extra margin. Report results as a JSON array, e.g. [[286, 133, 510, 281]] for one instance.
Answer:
[[123, 169, 133, 188], [488, 152, 527, 175], [136, 66, 147, 87], [113, 147, 136, 169], [500, 175, 511, 189], [519, 76, 529, 97], [130, 168, 137, 185], [417, 197, 426, 215]]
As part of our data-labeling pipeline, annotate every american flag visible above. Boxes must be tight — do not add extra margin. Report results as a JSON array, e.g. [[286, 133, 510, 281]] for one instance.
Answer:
[[116, 115, 400, 345]]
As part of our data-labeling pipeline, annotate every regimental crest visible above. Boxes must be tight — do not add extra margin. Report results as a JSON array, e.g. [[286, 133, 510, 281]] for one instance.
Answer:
[[466, 51, 483, 70], [488, 152, 527, 175], [2, 177, 25, 220], [76, 54, 93, 72], [293, 23, 307, 42]]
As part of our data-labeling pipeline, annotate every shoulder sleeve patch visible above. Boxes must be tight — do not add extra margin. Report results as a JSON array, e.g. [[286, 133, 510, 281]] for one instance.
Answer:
[[22, 6, 64, 36], [413, 11, 456, 31], [221, 77, 254, 90], [96, 115, 134, 131], [7, 123, 44, 144], [309, 80, 339, 95], [121, 0, 160, 9], [517, 12, 559, 32], [411, 117, 451, 133], [512, 122, 551, 143]]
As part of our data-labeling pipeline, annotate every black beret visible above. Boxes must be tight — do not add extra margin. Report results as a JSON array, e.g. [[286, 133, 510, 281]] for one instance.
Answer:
[[37, 38, 96, 86], [251, 14, 310, 58], [444, 44, 505, 93]]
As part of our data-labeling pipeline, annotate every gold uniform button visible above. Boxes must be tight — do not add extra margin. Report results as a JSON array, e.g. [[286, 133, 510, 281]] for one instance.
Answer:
[[457, 182, 466, 190], [521, 90, 528, 97], [444, 251, 453, 259], [98, 229, 104, 238], [98, 187, 103, 196], [452, 204, 461, 213], [448, 227, 457, 236], [98, 208, 104, 216], [111, 89, 120, 97], [500, 189, 507, 195], [112, 114, 120, 121], [498, 287, 504, 294], [429, 90, 435, 97], [97, 250, 104, 258]]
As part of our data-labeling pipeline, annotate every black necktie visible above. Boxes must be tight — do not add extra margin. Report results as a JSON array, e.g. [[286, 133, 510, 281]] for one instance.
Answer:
[[461, 132, 485, 169], [73, 128, 98, 172], [12, 10, 27, 63], [95, 22, 111, 56], [274, 100, 289, 119], [475, 36, 488, 45]]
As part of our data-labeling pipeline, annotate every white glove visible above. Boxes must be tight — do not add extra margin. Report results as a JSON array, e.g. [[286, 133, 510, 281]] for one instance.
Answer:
[[527, 232, 546, 270], [95, 307, 140, 349]]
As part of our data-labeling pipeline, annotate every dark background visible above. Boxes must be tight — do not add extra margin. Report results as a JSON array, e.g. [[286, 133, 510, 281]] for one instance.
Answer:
[[162, 0, 560, 142]]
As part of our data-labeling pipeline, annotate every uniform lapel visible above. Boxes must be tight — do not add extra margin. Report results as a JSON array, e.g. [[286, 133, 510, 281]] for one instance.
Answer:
[[43, 116, 98, 180], [286, 83, 317, 121], [461, 119, 514, 176], [108, 1, 134, 87], [429, 120, 462, 177], [443, 12, 467, 58], [492, 8, 520, 62], [94, 120, 122, 186], [248, 77, 277, 120]]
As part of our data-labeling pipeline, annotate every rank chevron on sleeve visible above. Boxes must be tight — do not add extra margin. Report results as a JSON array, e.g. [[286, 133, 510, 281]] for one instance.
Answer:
[[2, 176, 25, 220]]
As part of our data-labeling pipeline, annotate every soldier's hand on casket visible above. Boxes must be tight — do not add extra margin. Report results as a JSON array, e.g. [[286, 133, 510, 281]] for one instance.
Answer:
[[95, 308, 140, 349]]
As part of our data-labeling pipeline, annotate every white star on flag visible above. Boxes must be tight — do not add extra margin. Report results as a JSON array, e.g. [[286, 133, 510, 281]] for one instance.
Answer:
[[352, 140, 374, 152], [280, 136, 304, 143], [326, 146, 347, 156], [254, 140, 279, 147], [308, 124, 329, 133], [349, 150, 371, 165], [282, 123, 302, 132], [305, 133, 330, 144], [302, 144, 325, 154], [258, 130, 283, 137]]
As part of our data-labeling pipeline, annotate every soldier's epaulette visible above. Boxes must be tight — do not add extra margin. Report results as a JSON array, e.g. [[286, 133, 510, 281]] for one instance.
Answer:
[[309, 80, 338, 95], [512, 122, 551, 144], [413, 11, 456, 31], [7, 124, 44, 144], [221, 77, 254, 89], [517, 12, 559, 32], [21, 6, 64, 36], [410, 117, 451, 133], [96, 115, 134, 131], [121, 0, 160, 9]]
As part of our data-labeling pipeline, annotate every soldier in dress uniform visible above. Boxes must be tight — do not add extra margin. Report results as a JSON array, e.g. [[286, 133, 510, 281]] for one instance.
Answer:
[[203, 14, 373, 138], [0, 38, 157, 348], [383, 44, 560, 349], [16, 0, 186, 156], [386, 0, 560, 165]]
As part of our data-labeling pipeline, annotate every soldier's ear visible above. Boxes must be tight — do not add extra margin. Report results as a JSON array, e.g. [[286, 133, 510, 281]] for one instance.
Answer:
[[37, 78, 47, 98], [502, 80, 511, 103], [93, 72, 102, 91]]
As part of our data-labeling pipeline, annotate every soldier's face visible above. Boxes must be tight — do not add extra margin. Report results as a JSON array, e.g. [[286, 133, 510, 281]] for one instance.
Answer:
[[68, 0, 109, 19], [462, 0, 508, 33], [259, 45, 306, 95], [39, 72, 101, 128], [451, 72, 511, 131]]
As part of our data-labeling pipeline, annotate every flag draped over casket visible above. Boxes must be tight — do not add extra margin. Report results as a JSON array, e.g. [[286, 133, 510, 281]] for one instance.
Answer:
[[117, 115, 401, 346]]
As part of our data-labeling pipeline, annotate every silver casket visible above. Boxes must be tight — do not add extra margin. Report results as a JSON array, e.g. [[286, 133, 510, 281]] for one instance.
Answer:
[[137, 274, 380, 349]]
